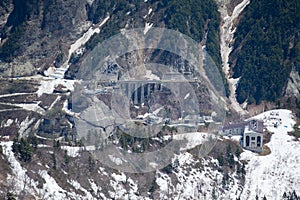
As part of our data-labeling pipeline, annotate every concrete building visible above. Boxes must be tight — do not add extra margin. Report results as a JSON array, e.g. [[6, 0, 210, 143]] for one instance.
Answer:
[[221, 122, 247, 136], [220, 119, 264, 153], [242, 120, 264, 152]]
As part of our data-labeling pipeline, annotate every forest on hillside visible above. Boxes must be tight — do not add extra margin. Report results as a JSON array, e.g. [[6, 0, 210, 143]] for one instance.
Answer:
[[86, 0, 222, 68], [230, 0, 300, 104], [84, 0, 229, 95]]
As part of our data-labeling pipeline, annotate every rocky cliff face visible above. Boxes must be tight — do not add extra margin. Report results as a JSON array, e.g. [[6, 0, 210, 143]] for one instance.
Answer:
[[0, 0, 223, 79], [0, 0, 90, 77], [0, 0, 13, 30]]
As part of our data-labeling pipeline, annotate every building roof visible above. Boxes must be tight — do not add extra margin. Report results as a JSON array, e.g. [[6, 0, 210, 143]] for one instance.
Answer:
[[247, 119, 264, 133], [222, 122, 247, 131], [222, 119, 264, 133]]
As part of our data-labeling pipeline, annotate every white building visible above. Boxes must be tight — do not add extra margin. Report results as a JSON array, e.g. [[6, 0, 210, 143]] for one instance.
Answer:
[[221, 119, 264, 152], [242, 120, 264, 152]]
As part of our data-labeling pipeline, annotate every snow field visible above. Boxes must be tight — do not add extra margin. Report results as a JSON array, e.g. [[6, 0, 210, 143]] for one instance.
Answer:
[[240, 109, 300, 199]]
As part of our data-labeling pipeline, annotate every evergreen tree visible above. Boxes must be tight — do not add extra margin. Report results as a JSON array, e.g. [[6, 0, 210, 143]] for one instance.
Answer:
[[64, 150, 70, 165], [283, 191, 287, 199], [52, 153, 57, 170], [88, 155, 95, 172], [6, 192, 16, 200], [53, 140, 61, 149], [12, 138, 33, 162]]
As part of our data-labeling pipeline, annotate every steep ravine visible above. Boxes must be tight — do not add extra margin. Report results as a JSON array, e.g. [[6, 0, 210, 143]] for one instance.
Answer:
[[217, 0, 250, 115]]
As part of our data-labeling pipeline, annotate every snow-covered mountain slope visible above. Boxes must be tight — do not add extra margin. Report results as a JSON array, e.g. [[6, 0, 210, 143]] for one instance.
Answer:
[[155, 151, 243, 200], [240, 109, 300, 199], [0, 109, 299, 199]]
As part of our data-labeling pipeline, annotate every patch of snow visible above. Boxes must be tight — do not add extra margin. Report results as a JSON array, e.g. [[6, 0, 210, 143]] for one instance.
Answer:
[[156, 171, 173, 194], [149, 162, 158, 168], [89, 179, 102, 195], [35, 134, 57, 141], [65, 16, 110, 70], [112, 173, 127, 182], [98, 16, 110, 28], [40, 16, 109, 98], [48, 68, 68, 79], [3, 119, 13, 127], [86, 0, 94, 6], [48, 95, 61, 110], [36, 78, 76, 97], [286, 67, 300, 97], [68, 179, 95, 199], [152, 105, 164, 115], [231, 135, 241, 143], [143, 8, 153, 18], [144, 70, 160, 80], [168, 123, 198, 128], [156, 153, 233, 199], [109, 172, 140, 199], [1, 135, 10, 140], [39, 170, 75, 199], [108, 185, 122, 198], [8, 102, 45, 115], [65, 119, 73, 129], [177, 152, 194, 166], [0, 92, 34, 98], [108, 173, 139, 199], [18, 116, 35, 137], [0, 141, 38, 196], [0, 108, 23, 112], [43, 66, 56, 77], [60, 146, 82, 157], [184, 93, 190, 100], [33, 119, 41, 130], [62, 99, 76, 116], [171, 132, 212, 151], [144, 22, 153, 35], [108, 154, 123, 165], [127, 177, 138, 196], [218, 0, 250, 75], [228, 77, 247, 114], [37, 144, 50, 148], [98, 167, 109, 176]]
